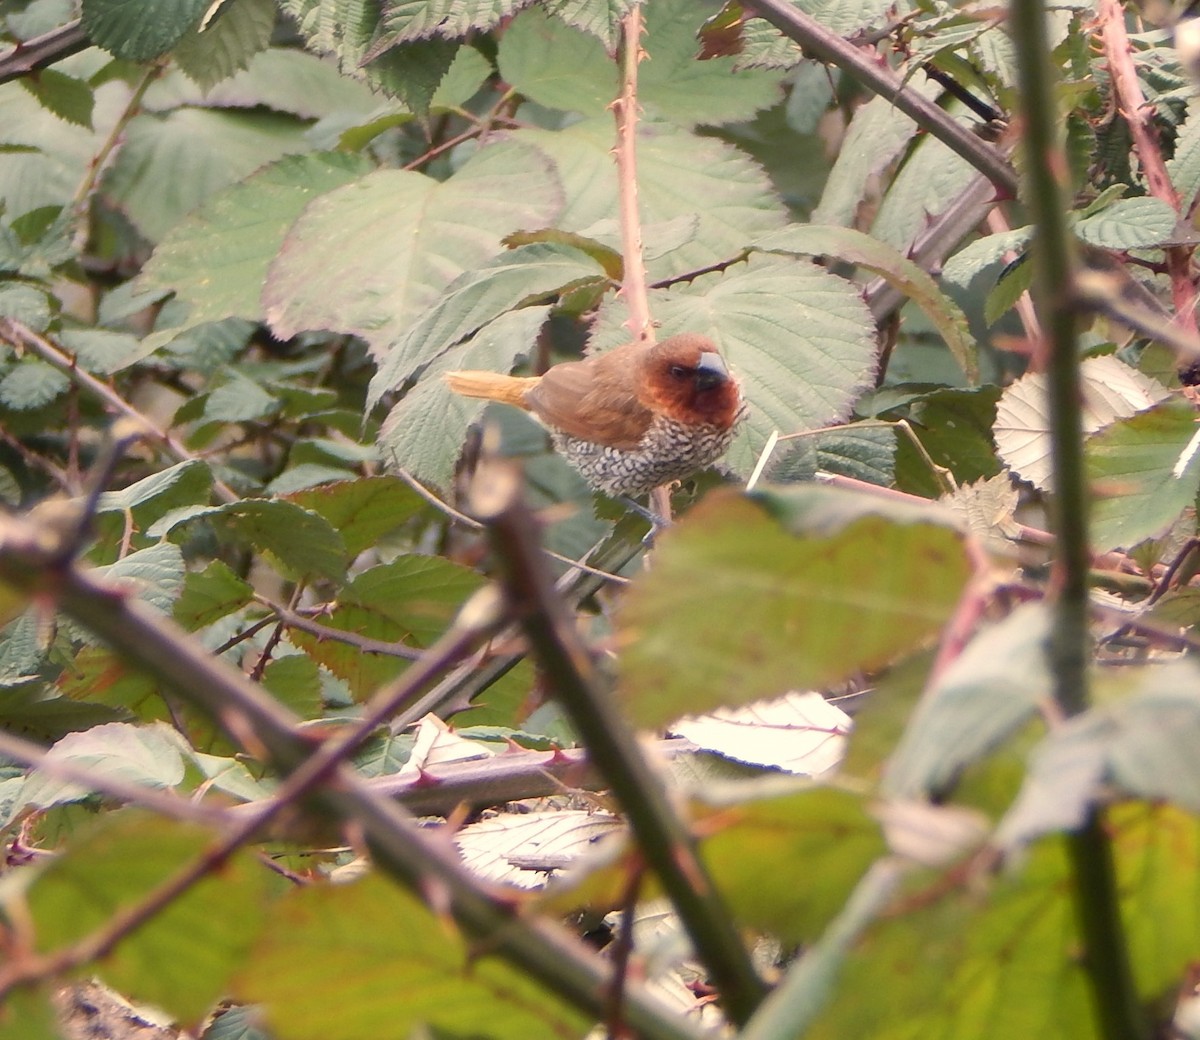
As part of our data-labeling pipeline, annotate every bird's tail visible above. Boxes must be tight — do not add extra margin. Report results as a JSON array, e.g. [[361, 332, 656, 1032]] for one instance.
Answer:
[[444, 370, 538, 410]]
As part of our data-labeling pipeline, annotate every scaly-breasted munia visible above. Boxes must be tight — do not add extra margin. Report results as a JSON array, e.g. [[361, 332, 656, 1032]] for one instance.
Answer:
[[444, 333, 744, 496]]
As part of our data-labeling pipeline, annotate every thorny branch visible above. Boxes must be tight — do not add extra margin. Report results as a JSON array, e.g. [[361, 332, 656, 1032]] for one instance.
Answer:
[[0, 510, 707, 1040], [1098, 0, 1198, 333], [612, 5, 653, 344]]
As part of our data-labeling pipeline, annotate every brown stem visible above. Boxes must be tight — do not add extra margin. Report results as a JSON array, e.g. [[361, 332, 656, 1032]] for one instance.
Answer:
[[612, 6, 653, 342], [0, 20, 89, 85], [474, 459, 766, 1024], [1099, 0, 1197, 331], [0, 515, 706, 1040]]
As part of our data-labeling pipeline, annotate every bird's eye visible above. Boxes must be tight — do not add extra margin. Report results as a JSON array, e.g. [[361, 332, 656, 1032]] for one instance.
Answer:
[[668, 364, 689, 380]]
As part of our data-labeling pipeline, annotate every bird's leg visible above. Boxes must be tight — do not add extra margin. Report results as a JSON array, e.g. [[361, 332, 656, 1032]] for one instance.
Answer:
[[617, 496, 671, 545]]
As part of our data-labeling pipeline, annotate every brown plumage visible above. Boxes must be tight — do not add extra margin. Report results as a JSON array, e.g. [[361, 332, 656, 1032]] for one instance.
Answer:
[[445, 333, 744, 496]]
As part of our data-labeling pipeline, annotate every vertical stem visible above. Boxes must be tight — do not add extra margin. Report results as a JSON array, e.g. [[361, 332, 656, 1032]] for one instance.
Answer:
[[1098, 0, 1197, 332], [613, 6, 653, 342], [476, 462, 767, 1024], [1009, 2, 1147, 1038]]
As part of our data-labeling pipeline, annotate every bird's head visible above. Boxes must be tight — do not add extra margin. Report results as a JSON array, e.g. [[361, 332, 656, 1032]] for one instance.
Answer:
[[640, 334, 743, 429]]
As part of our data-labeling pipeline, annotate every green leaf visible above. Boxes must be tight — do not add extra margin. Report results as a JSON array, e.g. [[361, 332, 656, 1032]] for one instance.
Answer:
[[0, 84, 104, 219], [0, 687, 129, 744], [500, 0, 784, 126], [153, 500, 348, 581], [96, 542, 187, 614], [139, 151, 371, 329], [636, 0, 785, 125], [285, 476, 424, 557], [279, 0, 377, 69], [203, 1003, 271, 1040], [20, 812, 269, 1020], [1168, 97, 1200, 214], [883, 604, 1051, 799], [378, 306, 553, 487], [376, 0, 524, 43], [809, 0, 896, 34], [806, 838, 1091, 1039], [941, 226, 1034, 288], [365, 36, 460, 118], [20, 69, 94, 129], [811, 90, 926, 226], [545, 0, 635, 51], [0, 988, 57, 1040], [1087, 397, 1200, 552], [496, 7, 614, 116], [366, 243, 605, 410], [517, 116, 789, 281], [204, 368, 281, 423], [612, 254, 878, 479], [703, 786, 887, 942], [173, 0, 278, 92], [148, 47, 381, 120], [261, 654, 322, 720], [265, 139, 564, 358], [1103, 662, 1200, 811], [430, 44, 493, 108], [757, 223, 978, 383], [890, 386, 1003, 499], [1074, 195, 1178, 249], [983, 253, 1033, 328], [18, 721, 187, 811], [103, 107, 312, 242], [82, 0, 210, 59], [172, 560, 254, 631], [812, 807, 1200, 1037], [995, 354, 1170, 491], [0, 283, 53, 329], [96, 459, 214, 523], [58, 328, 140, 374], [292, 554, 482, 697], [869, 108, 978, 249], [237, 874, 588, 1039], [616, 488, 970, 727], [0, 359, 69, 410]]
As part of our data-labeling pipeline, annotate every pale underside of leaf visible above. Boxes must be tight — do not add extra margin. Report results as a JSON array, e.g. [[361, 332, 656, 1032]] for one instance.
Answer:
[[994, 354, 1171, 490]]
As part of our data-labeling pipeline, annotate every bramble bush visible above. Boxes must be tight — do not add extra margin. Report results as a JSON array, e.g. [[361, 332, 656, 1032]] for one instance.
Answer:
[[1, 1, 1200, 1038]]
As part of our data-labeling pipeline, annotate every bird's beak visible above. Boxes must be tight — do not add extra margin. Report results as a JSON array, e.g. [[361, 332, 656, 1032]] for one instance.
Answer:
[[694, 352, 728, 392]]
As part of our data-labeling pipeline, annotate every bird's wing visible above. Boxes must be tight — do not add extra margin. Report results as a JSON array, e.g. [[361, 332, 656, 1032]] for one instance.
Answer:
[[524, 355, 652, 451]]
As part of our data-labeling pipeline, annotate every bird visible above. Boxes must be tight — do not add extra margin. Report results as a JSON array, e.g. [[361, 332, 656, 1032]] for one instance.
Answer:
[[444, 333, 744, 499]]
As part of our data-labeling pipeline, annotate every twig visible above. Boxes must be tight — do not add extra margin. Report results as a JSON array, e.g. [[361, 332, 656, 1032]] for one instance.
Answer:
[[0, 516, 706, 1040], [1074, 266, 1200, 360], [0, 428, 73, 492], [612, 6, 653, 343], [1010, 2, 1147, 1038], [226, 737, 699, 819], [743, 0, 1019, 197], [255, 596, 423, 660], [393, 466, 630, 585], [0, 319, 239, 504], [606, 863, 646, 1040], [474, 458, 766, 1025], [1098, 0, 1197, 332], [0, 19, 89, 85], [402, 90, 518, 171], [70, 63, 162, 246], [927, 536, 995, 683]]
